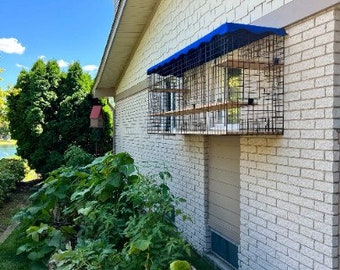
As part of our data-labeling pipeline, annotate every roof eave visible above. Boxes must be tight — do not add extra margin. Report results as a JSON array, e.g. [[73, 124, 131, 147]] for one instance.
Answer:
[[92, 0, 159, 98], [92, 0, 126, 98]]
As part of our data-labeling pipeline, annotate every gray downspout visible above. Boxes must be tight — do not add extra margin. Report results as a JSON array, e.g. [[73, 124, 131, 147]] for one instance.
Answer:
[[108, 97, 116, 153]]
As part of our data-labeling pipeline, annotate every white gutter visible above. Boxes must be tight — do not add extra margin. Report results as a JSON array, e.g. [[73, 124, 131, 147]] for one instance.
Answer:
[[254, 0, 339, 28]]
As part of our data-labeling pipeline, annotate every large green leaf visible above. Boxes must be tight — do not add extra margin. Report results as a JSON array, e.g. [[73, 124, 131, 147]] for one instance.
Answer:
[[78, 206, 93, 216], [98, 189, 112, 202], [107, 171, 122, 187], [130, 238, 151, 252], [71, 185, 93, 201], [26, 223, 50, 242], [16, 243, 32, 255], [28, 246, 54, 260], [48, 229, 63, 248], [170, 260, 191, 270], [119, 164, 137, 177]]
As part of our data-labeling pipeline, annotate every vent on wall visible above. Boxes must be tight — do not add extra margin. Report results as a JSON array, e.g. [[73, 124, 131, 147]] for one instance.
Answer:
[[147, 22, 286, 135], [211, 230, 239, 269]]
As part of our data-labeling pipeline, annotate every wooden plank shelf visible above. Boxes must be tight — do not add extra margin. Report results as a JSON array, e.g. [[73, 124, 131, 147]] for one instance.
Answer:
[[151, 100, 255, 117], [150, 87, 190, 93], [217, 59, 283, 70]]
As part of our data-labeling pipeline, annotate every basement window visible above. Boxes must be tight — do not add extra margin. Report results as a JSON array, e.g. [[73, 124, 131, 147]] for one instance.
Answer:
[[211, 230, 239, 269], [147, 22, 286, 135]]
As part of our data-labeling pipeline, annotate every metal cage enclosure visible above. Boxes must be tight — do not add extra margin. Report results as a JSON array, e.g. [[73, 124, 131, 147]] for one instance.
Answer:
[[147, 24, 285, 135]]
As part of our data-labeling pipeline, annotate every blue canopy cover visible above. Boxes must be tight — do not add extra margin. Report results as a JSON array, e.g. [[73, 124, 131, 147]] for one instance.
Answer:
[[147, 22, 286, 77]]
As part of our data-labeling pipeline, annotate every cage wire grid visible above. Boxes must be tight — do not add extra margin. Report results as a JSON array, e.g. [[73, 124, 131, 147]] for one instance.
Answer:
[[147, 32, 284, 135]]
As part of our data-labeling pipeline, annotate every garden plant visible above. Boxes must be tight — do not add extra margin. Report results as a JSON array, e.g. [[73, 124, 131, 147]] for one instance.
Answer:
[[15, 152, 192, 270]]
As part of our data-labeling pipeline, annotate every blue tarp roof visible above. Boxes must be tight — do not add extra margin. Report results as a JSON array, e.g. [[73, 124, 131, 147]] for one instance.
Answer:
[[147, 22, 286, 77]]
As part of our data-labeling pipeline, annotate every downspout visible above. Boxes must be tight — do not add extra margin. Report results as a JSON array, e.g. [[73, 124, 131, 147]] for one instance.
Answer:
[[332, 15, 339, 264], [338, 131, 340, 268], [338, 131, 340, 269], [112, 110, 116, 154], [108, 97, 116, 153]]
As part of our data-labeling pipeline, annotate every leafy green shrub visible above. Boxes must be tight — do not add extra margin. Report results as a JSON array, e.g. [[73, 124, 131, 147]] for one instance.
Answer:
[[15, 152, 190, 269], [0, 158, 26, 204], [63, 145, 95, 168]]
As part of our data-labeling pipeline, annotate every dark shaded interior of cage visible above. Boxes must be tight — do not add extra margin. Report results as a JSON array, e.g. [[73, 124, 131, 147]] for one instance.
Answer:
[[148, 35, 284, 135]]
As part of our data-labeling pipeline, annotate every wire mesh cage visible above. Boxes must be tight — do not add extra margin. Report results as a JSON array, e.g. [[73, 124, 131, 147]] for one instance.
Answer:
[[147, 26, 285, 135]]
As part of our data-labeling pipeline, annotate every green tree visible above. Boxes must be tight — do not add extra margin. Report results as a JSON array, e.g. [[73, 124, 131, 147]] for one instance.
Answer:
[[0, 68, 18, 139], [0, 87, 19, 139], [0, 69, 8, 138], [0, 88, 9, 138], [7, 60, 113, 175]]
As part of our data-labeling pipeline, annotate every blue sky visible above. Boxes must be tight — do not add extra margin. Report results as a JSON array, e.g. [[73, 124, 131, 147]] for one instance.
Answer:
[[0, 0, 114, 89]]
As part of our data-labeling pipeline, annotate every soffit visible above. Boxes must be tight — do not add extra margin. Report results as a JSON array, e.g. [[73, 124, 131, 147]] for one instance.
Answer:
[[93, 0, 158, 97]]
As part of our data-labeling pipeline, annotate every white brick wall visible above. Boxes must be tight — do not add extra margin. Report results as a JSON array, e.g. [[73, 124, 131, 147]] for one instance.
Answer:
[[239, 6, 340, 270], [115, 90, 210, 251], [112, 0, 340, 268], [114, 0, 295, 255]]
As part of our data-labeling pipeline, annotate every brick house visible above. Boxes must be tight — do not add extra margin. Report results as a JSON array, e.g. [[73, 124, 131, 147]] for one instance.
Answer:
[[92, 0, 340, 269]]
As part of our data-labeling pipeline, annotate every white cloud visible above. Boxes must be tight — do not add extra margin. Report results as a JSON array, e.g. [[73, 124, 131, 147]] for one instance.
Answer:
[[0, 38, 25, 54], [82, 65, 98, 72], [38, 55, 46, 60], [16, 63, 28, 70], [57, 59, 69, 68]]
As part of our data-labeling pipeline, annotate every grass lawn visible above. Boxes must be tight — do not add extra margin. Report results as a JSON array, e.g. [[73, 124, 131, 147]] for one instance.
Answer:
[[0, 188, 31, 234], [0, 187, 32, 269], [0, 139, 16, 146], [0, 225, 31, 270]]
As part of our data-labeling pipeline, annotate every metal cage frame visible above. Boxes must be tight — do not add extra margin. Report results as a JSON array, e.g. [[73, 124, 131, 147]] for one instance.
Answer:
[[147, 23, 285, 135]]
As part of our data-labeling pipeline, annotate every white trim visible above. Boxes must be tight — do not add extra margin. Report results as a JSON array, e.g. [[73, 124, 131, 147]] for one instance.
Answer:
[[92, 0, 127, 97], [253, 0, 339, 28]]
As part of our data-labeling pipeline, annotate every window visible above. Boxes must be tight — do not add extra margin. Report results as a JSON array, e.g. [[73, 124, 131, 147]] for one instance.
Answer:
[[147, 23, 285, 135], [211, 230, 239, 269]]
